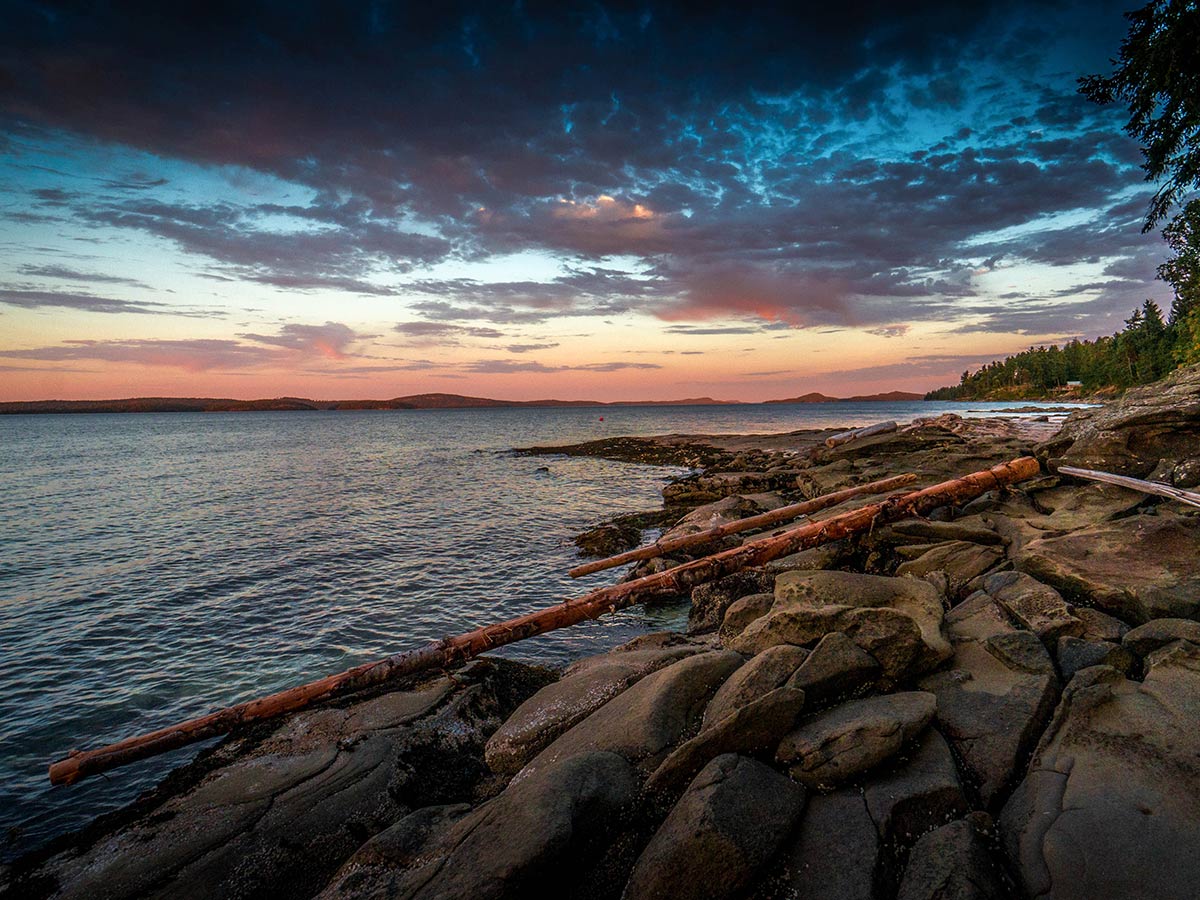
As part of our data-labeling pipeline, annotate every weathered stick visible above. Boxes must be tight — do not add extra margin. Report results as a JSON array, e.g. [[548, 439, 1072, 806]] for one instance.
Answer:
[[1058, 466, 1200, 509], [48, 456, 1039, 786], [824, 420, 897, 449], [568, 472, 918, 577]]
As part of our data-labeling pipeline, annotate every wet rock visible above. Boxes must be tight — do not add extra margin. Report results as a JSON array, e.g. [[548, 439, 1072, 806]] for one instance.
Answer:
[[702, 644, 809, 728], [327, 750, 638, 900], [519, 650, 743, 778], [983, 571, 1082, 645], [896, 816, 1008, 900], [1001, 643, 1200, 900], [1013, 513, 1200, 623], [689, 570, 776, 634], [575, 521, 643, 557], [23, 660, 549, 900], [918, 592, 1059, 809], [486, 635, 703, 775], [663, 471, 794, 505], [774, 786, 880, 900], [786, 631, 880, 707], [776, 691, 936, 788], [625, 754, 804, 900], [1056, 636, 1135, 682], [731, 571, 951, 683], [646, 686, 807, 796], [716, 592, 774, 641], [317, 804, 471, 898], [1121, 618, 1200, 658], [895, 541, 1005, 597], [1038, 362, 1200, 477]]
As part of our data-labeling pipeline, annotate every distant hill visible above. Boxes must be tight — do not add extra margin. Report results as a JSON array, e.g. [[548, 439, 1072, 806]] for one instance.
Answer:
[[0, 393, 741, 414], [765, 390, 923, 403]]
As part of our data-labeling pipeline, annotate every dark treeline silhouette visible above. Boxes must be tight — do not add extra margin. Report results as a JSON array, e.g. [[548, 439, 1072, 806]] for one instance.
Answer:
[[925, 297, 1190, 400]]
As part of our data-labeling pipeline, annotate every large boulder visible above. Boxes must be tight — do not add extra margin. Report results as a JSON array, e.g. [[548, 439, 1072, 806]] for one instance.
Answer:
[[774, 787, 880, 900], [1012, 512, 1200, 623], [645, 686, 807, 796], [863, 729, 970, 893], [776, 692, 936, 788], [485, 634, 702, 774], [322, 750, 638, 900], [918, 592, 1060, 809], [702, 644, 809, 728], [1001, 643, 1200, 900], [689, 570, 776, 634], [624, 754, 804, 900], [982, 571, 1082, 646], [895, 540, 1005, 597], [786, 631, 880, 708], [518, 650, 743, 779], [1038, 363, 1200, 477], [896, 816, 1009, 900], [1121, 618, 1200, 658], [730, 571, 951, 683]]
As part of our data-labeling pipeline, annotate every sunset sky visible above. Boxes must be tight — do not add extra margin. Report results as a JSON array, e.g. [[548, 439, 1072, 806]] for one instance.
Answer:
[[0, 1, 1175, 402]]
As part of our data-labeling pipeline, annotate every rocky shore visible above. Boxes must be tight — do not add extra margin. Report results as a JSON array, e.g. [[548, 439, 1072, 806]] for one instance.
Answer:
[[4, 367, 1200, 900]]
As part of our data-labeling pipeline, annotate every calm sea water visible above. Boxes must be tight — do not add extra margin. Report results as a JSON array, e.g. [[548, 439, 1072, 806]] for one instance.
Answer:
[[0, 400, 1080, 858]]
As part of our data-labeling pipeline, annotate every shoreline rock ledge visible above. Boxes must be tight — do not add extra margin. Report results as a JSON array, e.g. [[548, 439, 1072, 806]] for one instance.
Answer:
[[4, 367, 1200, 900]]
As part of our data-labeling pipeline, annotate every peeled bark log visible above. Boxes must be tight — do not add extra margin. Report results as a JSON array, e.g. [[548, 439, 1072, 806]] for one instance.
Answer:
[[1058, 466, 1200, 509], [568, 472, 918, 577], [48, 456, 1039, 786], [824, 420, 897, 448]]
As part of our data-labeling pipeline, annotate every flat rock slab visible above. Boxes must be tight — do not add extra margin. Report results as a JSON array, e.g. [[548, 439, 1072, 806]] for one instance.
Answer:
[[1121, 618, 1200, 658], [519, 650, 743, 779], [864, 728, 970, 894], [324, 750, 639, 900], [730, 571, 951, 684], [897, 817, 1009, 900], [895, 541, 1005, 596], [775, 786, 880, 900], [625, 754, 804, 900], [776, 691, 936, 788], [20, 660, 547, 900], [1001, 643, 1200, 900], [1013, 513, 1200, 624], [485, 634, 702, 774], [918, 592, 1060, 809]]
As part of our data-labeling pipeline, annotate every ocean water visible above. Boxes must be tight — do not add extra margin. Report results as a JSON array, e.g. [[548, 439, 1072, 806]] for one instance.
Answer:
[[0, 399, 1082, 858]]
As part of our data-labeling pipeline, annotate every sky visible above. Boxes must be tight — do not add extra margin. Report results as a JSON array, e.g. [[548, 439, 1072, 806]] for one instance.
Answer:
[[0, 0, 1176, 402]]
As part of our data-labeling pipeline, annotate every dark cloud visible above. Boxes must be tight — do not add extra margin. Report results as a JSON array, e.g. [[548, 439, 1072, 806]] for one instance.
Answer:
[[18, 264, 150, 288], [0, 288, 175, 314], [0, 1, 1163, 339], [0, 321, 372, 369], [463, 359, 661, 374]]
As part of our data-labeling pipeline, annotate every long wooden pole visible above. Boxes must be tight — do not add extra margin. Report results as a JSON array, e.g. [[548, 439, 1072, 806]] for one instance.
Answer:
[[48, 456, 1039, 786], [568, 472, 918, 577], [824, 420, 897, 449], [1058, 465, 1200, 509]]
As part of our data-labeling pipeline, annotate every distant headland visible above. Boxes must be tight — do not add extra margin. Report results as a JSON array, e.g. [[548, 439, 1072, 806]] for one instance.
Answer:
[[0, 391, 925, 414]]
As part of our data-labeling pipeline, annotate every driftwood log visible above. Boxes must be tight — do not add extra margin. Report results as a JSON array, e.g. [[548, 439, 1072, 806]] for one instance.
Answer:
[[568, 472, 918, 577], [824, 420, 897, 448], [48, 456, 1039, 786], [1058, 465, 1200, 509]]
